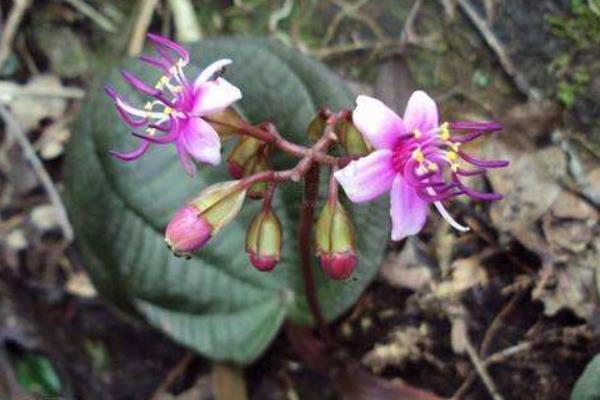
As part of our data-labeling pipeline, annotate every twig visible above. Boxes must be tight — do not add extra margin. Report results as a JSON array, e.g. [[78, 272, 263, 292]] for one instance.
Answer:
[[0, 81, 85, 100], [0, 106, 74, 243], [62, 0, 116, 32], [453, 341, 534, 399], [456, 0, 540, 101], [400, 0, 424, 45], [479, 291, 524, 357], [0, 0, 31, 71], [269, 0, 294, 33], [128, 0, 161, 56], [148, 352, 195, 400], [169, 0, 202, 42], [314, 39, 397, 59], [484, 341, 534, 365], [463, 330, 504, 400], [322, 0, 375, 46]]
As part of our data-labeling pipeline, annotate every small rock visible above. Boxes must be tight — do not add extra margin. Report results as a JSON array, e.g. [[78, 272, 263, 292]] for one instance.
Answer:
[[5, 229, 27, 250], [30, 204, 59, 232]]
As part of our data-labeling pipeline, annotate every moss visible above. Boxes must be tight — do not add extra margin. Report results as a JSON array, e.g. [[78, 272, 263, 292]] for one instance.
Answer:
[[546, 0, 600, 48], [546, 0, 599, 107]]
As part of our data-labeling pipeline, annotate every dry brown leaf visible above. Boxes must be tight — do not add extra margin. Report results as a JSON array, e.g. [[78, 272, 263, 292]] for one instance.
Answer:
[[4, 75, 68, 132], [435, 254, 489, 298], [379, 238, 434, 291], [65, 272, 97, 298], [487, 142, 566, 253]]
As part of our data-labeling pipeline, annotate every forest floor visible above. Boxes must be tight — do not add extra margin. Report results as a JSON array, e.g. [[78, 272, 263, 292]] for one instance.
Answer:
[[1, 0, 600, 399]]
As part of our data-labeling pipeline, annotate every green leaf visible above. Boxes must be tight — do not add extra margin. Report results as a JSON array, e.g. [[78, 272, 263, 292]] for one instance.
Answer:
[[15, 354, 61, 396], [64, 37, 389, 364], [572, 354, 600, 400]]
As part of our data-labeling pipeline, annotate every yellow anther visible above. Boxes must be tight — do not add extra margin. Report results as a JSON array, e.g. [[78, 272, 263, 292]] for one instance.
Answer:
[[450, 142, 461, 152], [160, 76, 170, 84], [427, 162, 439, 172], [439, 122, 450, 141], [163, 106, 173, 115], [413, 129, 423, 139], [144, 102, 153, 110], [450, 162, 460, 173], [447, 151, 458, 162], [412, 148, 425, 163], [172, 85, 183, 93], [146, 127, 157, 136]]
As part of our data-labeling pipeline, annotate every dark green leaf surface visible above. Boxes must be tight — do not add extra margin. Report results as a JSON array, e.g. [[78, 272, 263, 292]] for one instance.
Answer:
[[64, 38, 389, 364], [572, 354, 600, 400]]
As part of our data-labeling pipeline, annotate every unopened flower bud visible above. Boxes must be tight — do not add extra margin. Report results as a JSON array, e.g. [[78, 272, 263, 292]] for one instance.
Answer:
[[307, 112, 327, 142], [245, 210, 282, 271], [166, 181, 247, 257], [337, 118, 370, 156], [165, 206, 212, 257], [207, 107, 245, 140], [314, 200, 357, 280], [243, 156, 270, 199], [321, 252, 357, 280], [227, 136, 262, 179]]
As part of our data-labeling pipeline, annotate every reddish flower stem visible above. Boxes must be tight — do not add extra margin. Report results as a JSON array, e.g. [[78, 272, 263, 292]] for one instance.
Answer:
[[239, 121, 339, 188], [206, 115, 355, 168], [299, 163, 332, 341], [327, 165, 339, 206]]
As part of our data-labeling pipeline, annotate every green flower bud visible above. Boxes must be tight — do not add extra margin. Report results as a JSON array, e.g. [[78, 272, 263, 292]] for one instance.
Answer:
[[245, 210, 282, 271], [189, 181, 248, 235], [227, 136, 262, 179], [243, 155, 270, 199], [337, 118, 370, 156], [207, 107, 245, 140], [315, 200, 357, 279], [307, 112, 328, 142]]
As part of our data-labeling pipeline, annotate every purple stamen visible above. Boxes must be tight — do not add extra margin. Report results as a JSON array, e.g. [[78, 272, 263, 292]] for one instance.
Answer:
[[139, 55, 170, 73], [448, 131, 484, 143], [147, 33, 189, 64], [458, 151, 510, 169], [131, 131, 177, 144], [418, 188, 464, 202], [104, 85, 117, 100], [109, 140, 150, 161], [403, 161, 446, 189], [450, 121, 502, 132], [121, 70, 161, 97], [455, 167, 487, 177], [451, 174, 503, 201], [115, 106, 148, 128]]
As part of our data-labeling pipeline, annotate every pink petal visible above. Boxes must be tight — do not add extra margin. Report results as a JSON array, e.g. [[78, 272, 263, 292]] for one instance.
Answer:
[[176, 140, 197, 176], [193, 59, 233, 87], [334, 150, 396, 203], [352, 95, 406, 150], [390, 175, 428, 241], [179, 117, 221, 166], [403, 90, 439, 134], [192, 78, 242, 116]]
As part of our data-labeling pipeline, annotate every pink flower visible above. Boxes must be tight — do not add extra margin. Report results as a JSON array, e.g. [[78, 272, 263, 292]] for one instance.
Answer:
[[106, 33, 242, 176], [334, 91, 508, 241], [165, 206, 212, 256]]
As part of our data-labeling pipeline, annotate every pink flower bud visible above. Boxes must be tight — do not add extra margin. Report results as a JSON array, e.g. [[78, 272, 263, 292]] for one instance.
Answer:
[[320, 252, 357, 280], [227, 161, 244, 179], [165, 206, 212, 257], [245, 209, 282, 272], [249, 254, 278, 272]]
